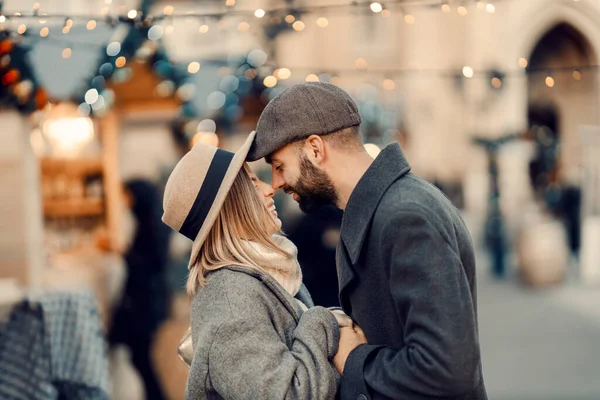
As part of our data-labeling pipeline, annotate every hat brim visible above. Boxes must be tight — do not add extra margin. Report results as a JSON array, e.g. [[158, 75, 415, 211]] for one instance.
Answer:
[[186, 130, 256, 270]]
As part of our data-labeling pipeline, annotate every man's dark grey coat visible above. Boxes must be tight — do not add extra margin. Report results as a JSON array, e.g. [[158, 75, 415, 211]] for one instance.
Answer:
[[337, 143, 487, 400]]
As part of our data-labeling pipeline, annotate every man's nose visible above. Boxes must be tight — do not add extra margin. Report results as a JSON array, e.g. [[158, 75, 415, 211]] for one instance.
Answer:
[[271, 172, 285, 191]]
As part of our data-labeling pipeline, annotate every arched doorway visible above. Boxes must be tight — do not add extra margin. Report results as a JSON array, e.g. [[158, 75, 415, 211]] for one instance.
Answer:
[[526, 23, 597, 254]]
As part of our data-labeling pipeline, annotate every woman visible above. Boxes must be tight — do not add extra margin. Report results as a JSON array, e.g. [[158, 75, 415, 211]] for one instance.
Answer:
[[162, 132, 349, 399]]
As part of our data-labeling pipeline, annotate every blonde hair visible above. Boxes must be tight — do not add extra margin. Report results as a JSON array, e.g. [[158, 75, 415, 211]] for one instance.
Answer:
[[186, 167, 291, 295]]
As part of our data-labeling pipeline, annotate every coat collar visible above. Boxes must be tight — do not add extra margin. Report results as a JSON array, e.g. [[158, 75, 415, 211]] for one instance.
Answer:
[[340, 142, 411, 265]]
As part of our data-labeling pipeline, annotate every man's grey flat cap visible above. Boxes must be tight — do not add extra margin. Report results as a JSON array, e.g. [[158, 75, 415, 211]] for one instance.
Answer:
[[246, 82, 362, 161]]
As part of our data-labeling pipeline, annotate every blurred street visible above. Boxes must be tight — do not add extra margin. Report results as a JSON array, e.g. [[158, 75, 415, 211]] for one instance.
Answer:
[[477, 253, 600, 400]]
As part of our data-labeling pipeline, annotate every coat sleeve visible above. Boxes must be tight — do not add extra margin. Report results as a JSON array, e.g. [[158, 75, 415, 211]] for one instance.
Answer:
[[340, 209, 482, 399], [207, 300, 340, 400]]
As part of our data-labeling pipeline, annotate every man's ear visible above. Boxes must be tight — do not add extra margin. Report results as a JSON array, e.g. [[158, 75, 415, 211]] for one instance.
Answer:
[[304, 135, 326, 165]]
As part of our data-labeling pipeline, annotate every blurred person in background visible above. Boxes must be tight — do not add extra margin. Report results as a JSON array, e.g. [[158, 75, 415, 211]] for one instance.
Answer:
[[109, 179, 171, 400], [162, 132, 366, 399], [288, 205, 342, 307], [247, 82, 486, 400]]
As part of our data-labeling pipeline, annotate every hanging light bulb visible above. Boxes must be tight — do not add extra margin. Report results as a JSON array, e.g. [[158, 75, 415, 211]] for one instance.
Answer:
[[316, 17, 329, 27], [87, 20, 97, 30], [383, 79, 395, 90], [486, 3, 495, 13], [370, 2, 383, 13], [573, 70, 582, 81], [62, 48, 72, 59], [40, 27, 49, 37], [518, 58, 528, 68], [462, 66, 474, 78], [188, 62, 201, 74], [199, 24, 209, 33], [263, 75, 277, 88], [404, 14, 416, 24], [127, 10, 138, 19], [254, 9, 265, 18], [545, 75, 555, 88], [355, 58, 368, 69], [457, 5, 468, 16], [292, 21, 305, 31]]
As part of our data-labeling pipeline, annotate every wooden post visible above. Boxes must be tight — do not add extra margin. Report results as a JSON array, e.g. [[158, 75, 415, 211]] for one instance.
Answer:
[[99, 110, 123, 252]]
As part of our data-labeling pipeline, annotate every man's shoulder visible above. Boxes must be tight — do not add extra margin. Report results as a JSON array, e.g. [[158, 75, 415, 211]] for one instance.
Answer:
[[375, 173, 461, 228]]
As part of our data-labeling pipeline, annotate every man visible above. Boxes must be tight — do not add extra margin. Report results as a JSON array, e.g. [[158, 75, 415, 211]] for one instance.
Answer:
[[246, 82, 487, 400]]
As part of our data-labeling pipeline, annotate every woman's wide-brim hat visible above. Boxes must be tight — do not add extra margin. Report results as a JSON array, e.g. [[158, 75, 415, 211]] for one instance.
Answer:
[[162, 131, 256, 270]]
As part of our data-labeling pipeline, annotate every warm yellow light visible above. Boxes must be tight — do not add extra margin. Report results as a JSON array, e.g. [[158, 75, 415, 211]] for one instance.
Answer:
[[188, 62, 201, 74], [115, 56, 126, 68], [225, 0, 235, 6], [404, 14, 416, 24], [62, 48, 72, 59], [254, 9, 265, 18], [163, 5, 174, 15], [370, 2, 383, 13], [44, 117, 95, 155], [355, 58, 368, 69], [238, 22, 250, 32], [199, 24, 209, 33], [477, 1, 486, 9], [18, 24, 27, 34], [66, 19, 73, 28], [62, 26, 70, 34], [277, 68, 291, 79], [87, 20, 97, 30], [40, 27, 49, 37], [458, 6, 468, 16], [316, 17, 329, 27], [518, 58, 528, 68], [486, 3, 495, 13], [442, 4, 451, 12], [462, 66, 474, 78], [545, 76, 555, 87], [33, 2, 40, 10], [305, 74, 319, 82], [364, 144, 381, 158], [128, 9, 137, 19], [383, 79, 395, 90], [491, 77, 502, 88], [573, 70, 582, 81], [285, 15, 295, 23], [192, 132, 219, 147], [263, 75, 277, 88], [292, 21, 305, 31], [0, 16, 6, 23], [381, 9, 391, 17]]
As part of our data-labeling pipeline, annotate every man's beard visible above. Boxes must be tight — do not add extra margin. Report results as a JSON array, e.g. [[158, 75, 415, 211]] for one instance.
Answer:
[[286, 155, 339, 213]]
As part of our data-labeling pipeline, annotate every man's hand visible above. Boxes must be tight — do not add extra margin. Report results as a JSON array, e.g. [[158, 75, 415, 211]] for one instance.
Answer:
[[333, 325, 367, 374]]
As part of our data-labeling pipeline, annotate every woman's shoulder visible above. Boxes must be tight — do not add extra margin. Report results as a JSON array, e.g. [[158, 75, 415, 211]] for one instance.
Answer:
[[191, 267, 273, 318]]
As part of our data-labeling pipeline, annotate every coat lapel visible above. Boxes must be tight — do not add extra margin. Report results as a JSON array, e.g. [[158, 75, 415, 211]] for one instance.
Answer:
[[338, 143, 412, 300]]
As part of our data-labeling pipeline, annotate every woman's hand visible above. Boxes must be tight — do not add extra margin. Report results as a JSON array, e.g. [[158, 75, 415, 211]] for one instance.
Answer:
[[330, 309, 354, 328]]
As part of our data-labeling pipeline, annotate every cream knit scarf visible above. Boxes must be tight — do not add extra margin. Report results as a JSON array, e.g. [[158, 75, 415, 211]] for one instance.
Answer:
[[241, 234, 303, 297]]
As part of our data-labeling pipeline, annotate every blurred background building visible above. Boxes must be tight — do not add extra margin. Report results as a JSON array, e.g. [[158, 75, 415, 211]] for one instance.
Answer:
[[1, 0, 599, 399]]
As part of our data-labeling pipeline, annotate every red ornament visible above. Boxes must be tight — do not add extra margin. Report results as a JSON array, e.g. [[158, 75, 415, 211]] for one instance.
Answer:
[[2, 69, 20, 86], [35, 88, 49, 109], [0, 40, 13, 55]]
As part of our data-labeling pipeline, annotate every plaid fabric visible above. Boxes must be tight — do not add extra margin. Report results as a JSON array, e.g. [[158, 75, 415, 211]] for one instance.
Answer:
[[0, 291, 111, 400]]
